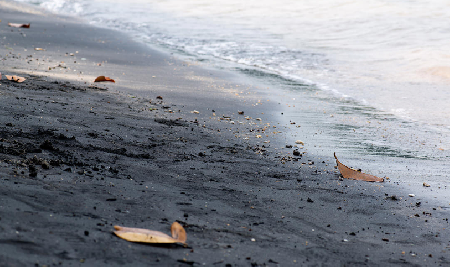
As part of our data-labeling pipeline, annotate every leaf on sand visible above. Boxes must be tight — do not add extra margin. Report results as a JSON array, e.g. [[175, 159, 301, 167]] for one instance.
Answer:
[[94, 76, 115, 83], [334, 153, 384, 182], [8, 23, 30, 28], [5, 75, 26, 83], [114, 222, 187, 244]]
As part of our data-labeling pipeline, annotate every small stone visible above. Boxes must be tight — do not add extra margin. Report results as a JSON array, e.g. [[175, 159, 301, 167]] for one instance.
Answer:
[[41, 160, 50, 169], [408, 194, 415, 197], [295, 140, 304, 145]]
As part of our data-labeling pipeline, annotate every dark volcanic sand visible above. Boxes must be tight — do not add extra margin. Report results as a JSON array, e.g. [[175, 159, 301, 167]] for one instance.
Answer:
[[0, 2, 449, 267]]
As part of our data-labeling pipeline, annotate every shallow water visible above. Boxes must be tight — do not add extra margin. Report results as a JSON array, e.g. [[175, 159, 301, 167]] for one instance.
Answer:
[[14, 0, 450, 185]]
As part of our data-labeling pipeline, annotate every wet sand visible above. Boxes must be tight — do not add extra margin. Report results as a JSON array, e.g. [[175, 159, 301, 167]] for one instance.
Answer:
[[0, 2, 449, 266]]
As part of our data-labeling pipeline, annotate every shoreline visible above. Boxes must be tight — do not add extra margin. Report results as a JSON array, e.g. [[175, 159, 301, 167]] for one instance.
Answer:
[[1, 2, 449, 266]]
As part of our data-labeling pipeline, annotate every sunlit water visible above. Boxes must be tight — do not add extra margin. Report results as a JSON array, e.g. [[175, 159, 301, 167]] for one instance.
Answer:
[[14, 0, 450, 187]]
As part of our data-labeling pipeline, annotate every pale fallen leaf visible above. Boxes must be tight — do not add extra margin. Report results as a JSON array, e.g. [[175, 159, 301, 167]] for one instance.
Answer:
[[295, 140, 304, 145], [334, 153, 384, 182], [94, 76, 115, 83], [8, 23, 30, 28], [114, 222, 186, 244], [5, 75, 26, 83]]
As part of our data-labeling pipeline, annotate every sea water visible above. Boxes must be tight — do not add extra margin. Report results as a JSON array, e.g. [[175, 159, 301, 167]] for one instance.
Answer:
[[14, 0, 450, 186]]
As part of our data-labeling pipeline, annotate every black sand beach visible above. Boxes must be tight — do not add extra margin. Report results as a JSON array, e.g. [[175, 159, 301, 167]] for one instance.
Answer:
[[1, 2, 449, 266]]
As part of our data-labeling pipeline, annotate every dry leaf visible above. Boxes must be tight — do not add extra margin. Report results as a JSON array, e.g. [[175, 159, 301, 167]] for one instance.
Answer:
[[94, 76, 115, 83], [8, 23, 30, 28], [114, 222, 186, 244], [334, 153, 384, 182], [5, 75, 26, 83]]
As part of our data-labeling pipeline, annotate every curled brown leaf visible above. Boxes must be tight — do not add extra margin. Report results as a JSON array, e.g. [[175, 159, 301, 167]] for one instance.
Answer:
[[334, 153, 384, 182], [94, 76, 115, 83]]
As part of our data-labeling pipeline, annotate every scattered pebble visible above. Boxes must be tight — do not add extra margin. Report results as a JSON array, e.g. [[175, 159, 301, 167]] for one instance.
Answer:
[[408, 194, 415, 197], [423, 182, 430, 187]]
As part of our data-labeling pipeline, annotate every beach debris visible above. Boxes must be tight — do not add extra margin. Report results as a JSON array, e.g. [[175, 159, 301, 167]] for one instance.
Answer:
[[114, 222, 186, 244], [94, 76, 115, 83], [34, 48, 45, 51], [191, 110, 200, 114], [334, 153, 384, 182], [238, 111, 244, 115], [295, 140, 304, 145], [409, 194, 415, 197], [385, 195, 399, 201], [423, 182, 431, 187], [256, 118, 262, 121], [8, 23, 30, 28], [5, 75, 26, 83], [156, 96, 163, 100]]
